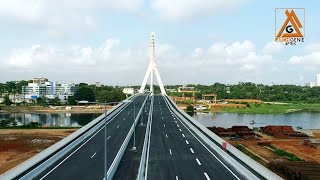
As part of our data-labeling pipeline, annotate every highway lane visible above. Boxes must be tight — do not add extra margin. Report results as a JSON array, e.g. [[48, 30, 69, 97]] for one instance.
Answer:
[[147, 95, 244, 180], [37, 94, 147, 180]]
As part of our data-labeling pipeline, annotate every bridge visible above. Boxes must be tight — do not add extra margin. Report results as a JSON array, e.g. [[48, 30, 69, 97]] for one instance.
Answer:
[[1, 33, 282, 180]]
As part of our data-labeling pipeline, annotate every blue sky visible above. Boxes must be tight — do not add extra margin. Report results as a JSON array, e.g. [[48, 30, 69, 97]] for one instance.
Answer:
[[0, 0, 319, 86]]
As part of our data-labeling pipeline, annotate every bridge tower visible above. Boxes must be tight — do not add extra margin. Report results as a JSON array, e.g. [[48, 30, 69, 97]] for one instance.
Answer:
[[139, 32, 166, 94]]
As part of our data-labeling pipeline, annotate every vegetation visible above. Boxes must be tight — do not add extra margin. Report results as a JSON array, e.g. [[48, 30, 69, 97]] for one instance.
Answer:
[[221, 103, 320, 114], [166, 82, 320, 103], [186, 105, 195, 116], [266, 145, 302, 161], [234, 144, 266, 165]]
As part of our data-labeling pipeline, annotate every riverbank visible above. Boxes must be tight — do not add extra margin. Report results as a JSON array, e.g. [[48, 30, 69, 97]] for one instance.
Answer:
[[220, 103, 320, 114], [0, 105, 111, 114], [0, 129, 77, 174]]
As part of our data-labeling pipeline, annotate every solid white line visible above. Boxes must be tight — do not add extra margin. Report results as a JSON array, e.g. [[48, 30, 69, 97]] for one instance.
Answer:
[[185, 140, 189, 144], [182, 134, 185, 137], [107, 136, 111, 140], [91, 152, 96, 158], [166, 134, 168, 138], [39, 126, 105, 179], [204, 172, 211, 180], [117, 125, 119, 128], [190, 148, 194, 154], [169, 149, 172, 155], [179, 129, 182, 132], [196, 158, 202, 165]]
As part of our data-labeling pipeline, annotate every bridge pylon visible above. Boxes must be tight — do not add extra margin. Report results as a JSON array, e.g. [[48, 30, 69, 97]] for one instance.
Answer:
[[139, 32, 166, 95]]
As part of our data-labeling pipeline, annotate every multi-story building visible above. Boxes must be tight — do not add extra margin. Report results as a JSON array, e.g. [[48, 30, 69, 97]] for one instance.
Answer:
[[22, 78, 76, 101]]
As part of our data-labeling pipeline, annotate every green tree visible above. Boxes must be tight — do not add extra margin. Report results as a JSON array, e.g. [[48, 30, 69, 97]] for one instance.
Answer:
[[3, 96, 12, 105], [67, 96, 77, 105], [74, 86, 95, 102]]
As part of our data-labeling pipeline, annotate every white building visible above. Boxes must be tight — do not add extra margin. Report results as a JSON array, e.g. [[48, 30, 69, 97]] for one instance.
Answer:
[[316, 74, 320, 86], [123, 88, 134, 95], [305, 82, 315, 88], [22, 78, 76, 101]]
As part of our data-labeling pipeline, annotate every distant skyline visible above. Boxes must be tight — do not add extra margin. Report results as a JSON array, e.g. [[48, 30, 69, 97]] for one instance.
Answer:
[[0, 1, 319, 86]]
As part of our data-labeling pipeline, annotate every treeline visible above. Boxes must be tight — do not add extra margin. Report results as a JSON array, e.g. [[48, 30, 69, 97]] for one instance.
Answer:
[[73, 83, 126, 103], [166, 82, 320, 103], [0, 81, 127, 105]]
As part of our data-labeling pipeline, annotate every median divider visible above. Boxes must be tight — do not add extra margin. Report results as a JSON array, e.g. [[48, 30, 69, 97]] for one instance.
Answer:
[[0, 95, 138, 180], [136, 95, 154, 180], [164, 95, 282, 180], [107, 94, 149, 180]]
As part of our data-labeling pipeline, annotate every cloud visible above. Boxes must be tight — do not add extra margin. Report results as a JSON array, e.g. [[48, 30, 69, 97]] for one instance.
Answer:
[[0, 0, 144, 36], [151, 0, 246, 22], [262, 42, 284, 54], [0, 38, 316, 85]]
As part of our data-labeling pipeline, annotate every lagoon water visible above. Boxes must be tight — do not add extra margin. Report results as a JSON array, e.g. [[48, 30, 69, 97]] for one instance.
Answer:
[[192, 111, 320, 129], [2, 111, 320, 129], [0, 113, 101, 127]]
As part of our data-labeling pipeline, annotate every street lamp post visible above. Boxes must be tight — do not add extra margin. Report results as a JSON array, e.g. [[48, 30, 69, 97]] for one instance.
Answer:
[[104, 101, 108, 180], [132, 100, 137, 151]]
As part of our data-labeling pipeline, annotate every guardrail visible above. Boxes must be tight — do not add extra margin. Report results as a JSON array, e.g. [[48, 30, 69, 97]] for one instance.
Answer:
[[164, 95, 282, 180], [0, 95, 138, 180], [136, 95, 154, 180], [107, 94, 149, 179]]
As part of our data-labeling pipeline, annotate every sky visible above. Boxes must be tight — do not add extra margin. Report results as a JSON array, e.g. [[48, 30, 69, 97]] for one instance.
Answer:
[[0, 0, 319, 86]]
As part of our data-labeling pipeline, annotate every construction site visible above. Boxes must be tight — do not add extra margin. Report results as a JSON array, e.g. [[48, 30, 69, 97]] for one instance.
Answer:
[[206, 125, 320, 180], [169, 86, 261, 111]]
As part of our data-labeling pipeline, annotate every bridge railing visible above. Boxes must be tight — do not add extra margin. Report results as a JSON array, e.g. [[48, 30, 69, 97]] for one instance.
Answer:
[[164, 95, 282, 180], [0, 95, 137, 180]]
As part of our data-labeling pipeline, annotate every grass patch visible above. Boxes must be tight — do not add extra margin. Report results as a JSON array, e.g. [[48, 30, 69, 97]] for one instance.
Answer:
[[234, 144, 266, 165], [266, 145, 302, 161], [220, 103, 320, 114]]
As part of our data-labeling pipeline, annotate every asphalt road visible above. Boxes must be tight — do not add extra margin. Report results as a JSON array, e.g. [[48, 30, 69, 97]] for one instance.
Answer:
[[37, 95, 147, 180], [147, 95, 244, 180]]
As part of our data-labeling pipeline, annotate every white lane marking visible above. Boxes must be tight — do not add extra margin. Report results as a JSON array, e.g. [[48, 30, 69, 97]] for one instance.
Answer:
[[204, 173, 211, 180], [174, 118, 176, 120], [166, 134, 168, 138], [39, 126, 105, 179], [179, 129, 182, 132], [128, 112, 130, 114], [190, 148, 194, 154], [123, 118, 125, 120], [175, 121, 177, 123], [177, 124, 179, 127], [176, 176, 179, 180], [162, 117, 164, 120], [196, 158, 202, 165], [169, 149, 172, 155], [117, 125, 119, 128], [182, 134, 185, 137], [164, 124, 166, 128], [165, 104, 241, 180], [91, 152, 96, 159], [185, 140, 189, 144], [107, 136, 111, 140]]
